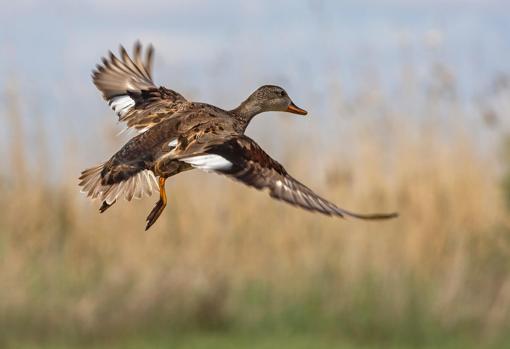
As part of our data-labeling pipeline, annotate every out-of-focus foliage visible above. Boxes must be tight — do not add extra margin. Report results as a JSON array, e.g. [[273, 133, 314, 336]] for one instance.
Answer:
[[502, 136, 510, 211], [1, 57, 510, 349]]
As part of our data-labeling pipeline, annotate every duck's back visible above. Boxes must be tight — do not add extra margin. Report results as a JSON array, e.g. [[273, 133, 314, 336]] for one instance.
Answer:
[[105, 101, 237, 173]]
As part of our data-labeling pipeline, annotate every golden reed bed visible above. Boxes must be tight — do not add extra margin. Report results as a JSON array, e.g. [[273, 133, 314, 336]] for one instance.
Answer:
[[0, 73, 509, 344]]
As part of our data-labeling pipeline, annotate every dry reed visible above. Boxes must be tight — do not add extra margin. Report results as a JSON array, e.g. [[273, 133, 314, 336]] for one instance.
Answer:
[[0, 68, 509, 346]]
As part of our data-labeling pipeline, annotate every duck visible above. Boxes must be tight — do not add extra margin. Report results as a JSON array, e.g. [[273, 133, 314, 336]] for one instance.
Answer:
[[79, 42, 398, 230]]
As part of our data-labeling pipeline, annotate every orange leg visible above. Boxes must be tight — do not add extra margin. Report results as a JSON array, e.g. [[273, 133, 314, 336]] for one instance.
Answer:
[[145, 177, 167, 230]]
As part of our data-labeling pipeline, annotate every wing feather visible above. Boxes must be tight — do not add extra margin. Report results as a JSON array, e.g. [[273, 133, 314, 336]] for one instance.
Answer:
[[180, 136, 398, 220], [92, 42, 187, 132], [79, 163, 157, 204]]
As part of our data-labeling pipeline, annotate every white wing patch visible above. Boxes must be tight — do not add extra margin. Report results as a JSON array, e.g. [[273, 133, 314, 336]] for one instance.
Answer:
[[181, 154, 233, 172], [109, 95, 135, 117], [168, 139, 178, 148]]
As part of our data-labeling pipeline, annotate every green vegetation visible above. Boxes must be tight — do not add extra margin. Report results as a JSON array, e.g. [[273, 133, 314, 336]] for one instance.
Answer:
[[7, 331, 508, 349], [502, 136, 510, 211]]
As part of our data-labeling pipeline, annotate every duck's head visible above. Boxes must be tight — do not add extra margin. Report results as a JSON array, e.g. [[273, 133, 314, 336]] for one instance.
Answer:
[[234, 85, 308, 122], [251, 85, 308, 115]]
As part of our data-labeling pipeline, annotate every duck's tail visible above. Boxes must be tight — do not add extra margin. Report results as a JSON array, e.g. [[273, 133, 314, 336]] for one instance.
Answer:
[[78, 162, 158, 208]]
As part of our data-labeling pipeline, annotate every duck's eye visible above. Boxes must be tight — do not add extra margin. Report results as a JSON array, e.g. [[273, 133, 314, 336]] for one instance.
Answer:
[[279, 91, 286, 97]]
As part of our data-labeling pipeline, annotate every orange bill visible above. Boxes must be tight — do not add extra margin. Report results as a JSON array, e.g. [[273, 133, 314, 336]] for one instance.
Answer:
[[287, 102, 308, 115]]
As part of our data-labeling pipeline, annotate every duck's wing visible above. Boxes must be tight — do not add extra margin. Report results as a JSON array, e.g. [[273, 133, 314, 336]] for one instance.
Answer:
[[177, 135, 398, 220], [92, 42, 187, 133]]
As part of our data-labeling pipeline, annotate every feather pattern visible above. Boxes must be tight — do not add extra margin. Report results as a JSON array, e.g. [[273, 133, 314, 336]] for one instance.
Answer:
[[92, 42, 187, 132], [79, 163, 158, 204], [175, 136, 398, 220]]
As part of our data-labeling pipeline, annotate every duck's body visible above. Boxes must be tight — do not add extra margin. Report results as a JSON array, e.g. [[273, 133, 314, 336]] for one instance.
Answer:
[[79, 43, 397, 230]]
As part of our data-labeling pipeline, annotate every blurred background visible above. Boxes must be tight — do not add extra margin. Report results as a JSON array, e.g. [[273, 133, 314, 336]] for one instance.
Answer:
[[1, 0, 510, 348]]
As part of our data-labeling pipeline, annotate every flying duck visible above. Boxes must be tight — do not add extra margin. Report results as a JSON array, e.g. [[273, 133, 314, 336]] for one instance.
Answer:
[[79, 42, 398, 230]]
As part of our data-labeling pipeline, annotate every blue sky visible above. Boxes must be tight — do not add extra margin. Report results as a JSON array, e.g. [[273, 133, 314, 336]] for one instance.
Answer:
[[0, 0, 509, 166], [2, 0, 509, 98]]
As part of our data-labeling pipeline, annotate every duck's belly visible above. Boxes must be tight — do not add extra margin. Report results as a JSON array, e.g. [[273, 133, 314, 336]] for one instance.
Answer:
[[153, 157, 193, 178]]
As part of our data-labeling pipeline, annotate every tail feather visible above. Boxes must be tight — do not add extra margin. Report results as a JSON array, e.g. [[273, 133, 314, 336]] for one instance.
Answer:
[[79, 163, 158, 205]]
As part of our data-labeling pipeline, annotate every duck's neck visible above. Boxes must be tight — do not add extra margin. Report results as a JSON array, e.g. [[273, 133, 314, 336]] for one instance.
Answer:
[[231, 96, 263, 131]]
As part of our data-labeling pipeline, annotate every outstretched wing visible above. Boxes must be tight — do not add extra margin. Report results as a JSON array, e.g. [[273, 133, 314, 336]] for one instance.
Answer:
[[92, 42, 187, 132], [179, 136, 398, 220]]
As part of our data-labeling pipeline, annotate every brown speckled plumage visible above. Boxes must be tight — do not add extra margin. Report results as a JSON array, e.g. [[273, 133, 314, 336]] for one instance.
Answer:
[[79, 42, 398, 230]]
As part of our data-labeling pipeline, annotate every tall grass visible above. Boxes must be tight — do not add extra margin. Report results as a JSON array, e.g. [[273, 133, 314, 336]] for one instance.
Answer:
[[0, 65, 509, 347]]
